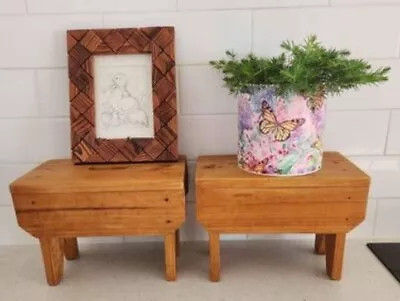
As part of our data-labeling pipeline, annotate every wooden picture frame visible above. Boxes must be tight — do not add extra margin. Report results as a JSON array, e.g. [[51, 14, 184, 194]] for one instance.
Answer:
[[67, 27, 178, 164]]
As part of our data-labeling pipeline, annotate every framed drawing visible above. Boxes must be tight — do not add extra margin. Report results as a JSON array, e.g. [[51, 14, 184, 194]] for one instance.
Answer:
[[67, 27, 178, 164]]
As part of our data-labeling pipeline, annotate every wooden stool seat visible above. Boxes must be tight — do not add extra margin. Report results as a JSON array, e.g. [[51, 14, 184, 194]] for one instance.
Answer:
[[10, 158, 187, 285], [196, 152, 370, 281]]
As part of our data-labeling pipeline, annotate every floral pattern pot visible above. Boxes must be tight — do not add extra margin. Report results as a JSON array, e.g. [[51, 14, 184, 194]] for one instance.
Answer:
[[238, 87, 325, 176]]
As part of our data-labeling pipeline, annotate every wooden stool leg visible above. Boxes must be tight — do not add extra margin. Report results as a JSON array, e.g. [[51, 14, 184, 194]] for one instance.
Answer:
[[64, 238, 79, 260], [209, 232, 220, 282], [315, 234, 326, 255], [325, 233, 346, 280], [39, 237, 64, 286], [164, 232, 177, 281], [175, 230, 180, 257]]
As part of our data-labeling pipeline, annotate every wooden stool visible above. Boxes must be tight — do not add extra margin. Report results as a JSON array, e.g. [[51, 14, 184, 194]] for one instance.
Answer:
[[196, 152, 370, 282], [9, 158, 187, 285]]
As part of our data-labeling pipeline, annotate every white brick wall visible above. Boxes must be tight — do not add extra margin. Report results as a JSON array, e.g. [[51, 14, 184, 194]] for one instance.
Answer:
[[0, 0, 25, 14], [103, 11, 252, 64], [253, 6, 400, 59], [329, 60, 400, 110], [26, 0, 177, 14], [0, 70, 37, 117], [386, 110, 400, 154], [35, 69, 70, 117], [178, 0, 329, 10], [1, 0, 400, 245]]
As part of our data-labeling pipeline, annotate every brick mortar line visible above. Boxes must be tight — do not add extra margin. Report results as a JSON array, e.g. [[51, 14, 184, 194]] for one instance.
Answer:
[[372, 199, 380, 237], [179, 109, 398, 118], [24, 0, 28, 14], [175, 3, 400, 12], [0, 116, 68, 120], [0, 110, 397, 120], [1, 3, 400, 17], [250, 10, 254, 53], [383, 110, 393, 155], [0, 109, 397, 120], [24, 9, 175, 16], [397, 31, 400, 58], [1, 57, 399, 71], [177, 4, 330, 12]]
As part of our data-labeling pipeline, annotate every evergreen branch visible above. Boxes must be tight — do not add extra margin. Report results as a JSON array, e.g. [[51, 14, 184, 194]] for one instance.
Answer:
[[210, 35, 390, 97]]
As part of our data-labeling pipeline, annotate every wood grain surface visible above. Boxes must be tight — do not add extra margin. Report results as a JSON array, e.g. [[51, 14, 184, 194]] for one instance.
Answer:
[[64, 238, 79, 260], [11, 157, 186, 195], [11, 157, 187, 237], [326, 233, 346, 280], [67, 27, 178, 163], [196, 152, 370, 281], [209, 232, 220, 282], [17, 208, 185, 237], [164, 232, 177, 281], [39, 237, 64, 286], [315, 234, 327, 255], [196, 152, 370, 189], [196, 152, 369, 233], [9, 158, 187, 284]]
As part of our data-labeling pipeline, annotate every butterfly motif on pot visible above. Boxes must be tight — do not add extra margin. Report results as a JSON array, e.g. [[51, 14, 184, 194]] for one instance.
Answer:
[[259, 100, 306, 142]]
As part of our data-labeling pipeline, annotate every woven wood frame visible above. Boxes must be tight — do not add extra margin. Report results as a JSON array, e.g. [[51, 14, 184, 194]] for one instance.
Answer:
[[67, 27, 178, 164]]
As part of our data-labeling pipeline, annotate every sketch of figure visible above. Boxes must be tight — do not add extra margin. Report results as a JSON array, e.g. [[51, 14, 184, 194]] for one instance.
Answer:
[[100, 73, 149, 129]]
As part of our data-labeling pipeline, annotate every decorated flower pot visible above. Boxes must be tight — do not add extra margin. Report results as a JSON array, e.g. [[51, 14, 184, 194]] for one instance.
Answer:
[[238, 87, 326, 176]]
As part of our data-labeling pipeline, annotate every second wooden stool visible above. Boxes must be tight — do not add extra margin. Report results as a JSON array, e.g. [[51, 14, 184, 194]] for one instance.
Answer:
[[196, 152, 370, 281]]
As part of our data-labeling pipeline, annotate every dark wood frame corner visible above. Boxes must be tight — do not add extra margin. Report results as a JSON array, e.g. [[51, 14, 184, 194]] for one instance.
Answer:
[[67, 27, 178, 164]]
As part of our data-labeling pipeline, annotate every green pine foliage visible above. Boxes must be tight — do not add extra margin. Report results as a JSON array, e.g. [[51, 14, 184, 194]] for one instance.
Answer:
[[210, 35, 390, 97]]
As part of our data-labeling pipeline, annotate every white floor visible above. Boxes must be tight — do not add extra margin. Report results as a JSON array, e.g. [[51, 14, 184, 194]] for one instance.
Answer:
[[0, 240, 399, 301]]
